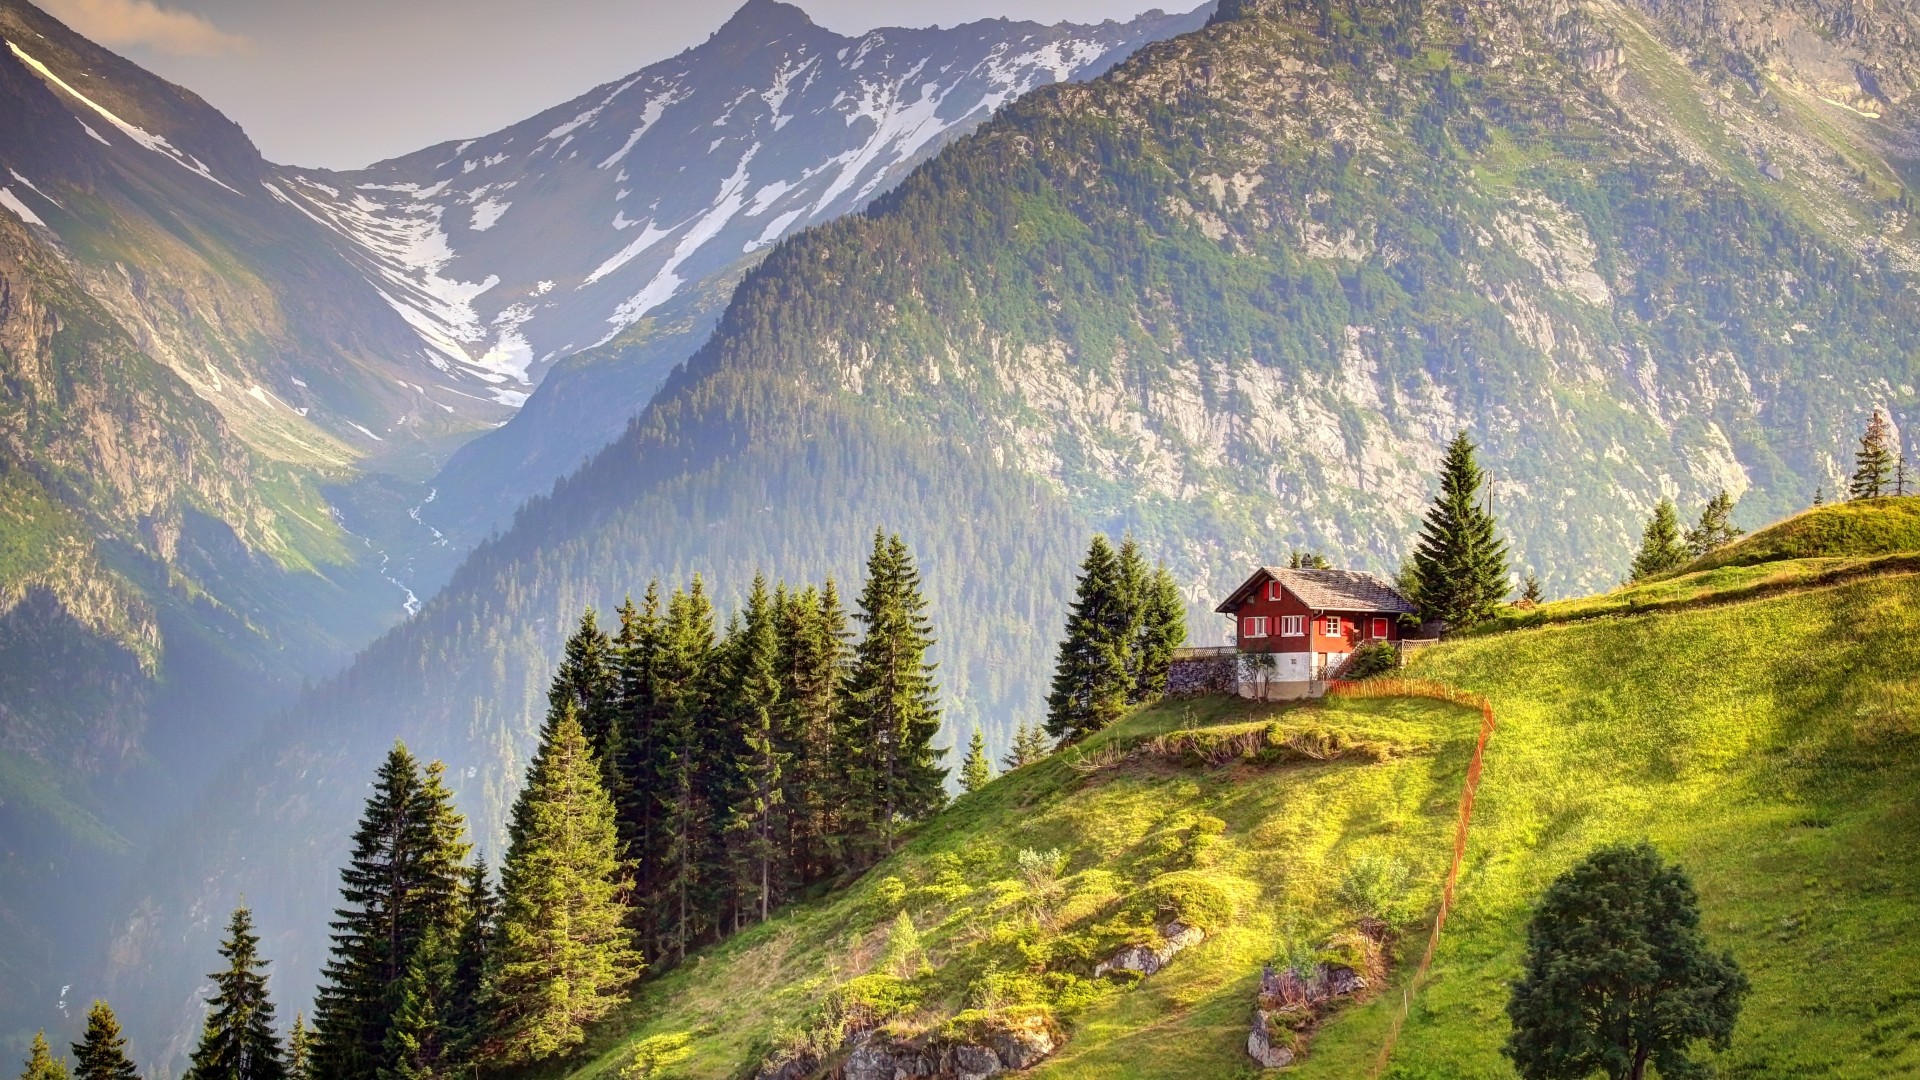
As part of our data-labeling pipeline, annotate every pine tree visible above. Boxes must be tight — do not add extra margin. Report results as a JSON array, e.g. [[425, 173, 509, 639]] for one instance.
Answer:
[[549, 608, 619, 759], [185, 906, 286, 1080], [1683, 489, 1743, 557], [1132, 564, 1186, 702], [1114, 536, 1151, 695], [1505, 843, 1747, 1080], [378, 928, 453, 1080], [285, 1015, 309, 1080], [442, 857, 496, 1069], [18, 1033, 67, 1080], [310, 746, 469, 1080], [959, 726, 993, 792], [1002, 722, 1052, 770], [1408, 432, 1509, 628], [843, 531, 947, 860], [607, 585, 663, 940], [1520, 572, 1544, 606], [1628, 499, 1689, 582], [650, 578, 718, 963], [1045, 535, 1132, 742], [777, 581, 850, 883], [71, 1001, 138, 1080], [1813, 484, 1826, 507], [1850, 409, 1895, 499], [724, 574, 788, 924], [487, 703, 643, 1065]]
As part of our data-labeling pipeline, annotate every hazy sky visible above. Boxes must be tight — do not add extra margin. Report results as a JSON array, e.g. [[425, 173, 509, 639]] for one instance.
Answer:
[[37, 0, 1174, 169]]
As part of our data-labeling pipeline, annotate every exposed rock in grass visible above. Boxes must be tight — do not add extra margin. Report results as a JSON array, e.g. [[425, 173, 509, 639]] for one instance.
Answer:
[[1247, 927, 1389, 1069], [837, 1013, 1061, 1080], [1093, 920, 1206, 978]]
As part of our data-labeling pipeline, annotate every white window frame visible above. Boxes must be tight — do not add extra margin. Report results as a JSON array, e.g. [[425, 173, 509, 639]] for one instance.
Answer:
[[1280, 615, 1305, 637], [1372, 617, 1390, 638], [1242, 615, 1269, 639], [1267, 581, 1282, 601], [1324, 616, 1343, 638]]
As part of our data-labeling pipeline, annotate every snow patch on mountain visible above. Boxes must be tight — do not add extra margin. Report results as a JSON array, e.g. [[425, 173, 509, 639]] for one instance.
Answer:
[[273, 2, 1205, 407], [7, 40, 239, 194], [0, 186, 46, 227]]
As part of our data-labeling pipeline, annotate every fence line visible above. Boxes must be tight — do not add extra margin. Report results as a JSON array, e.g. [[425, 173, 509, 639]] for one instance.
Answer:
[[1325, 678, 1498, 1076]]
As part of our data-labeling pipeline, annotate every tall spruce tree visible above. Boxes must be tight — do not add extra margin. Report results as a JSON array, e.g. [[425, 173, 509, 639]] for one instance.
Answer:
[[487, 703, 642, 1065], [185, 906, 286, 1080], [310, 746, 470, 1080], [1045, 535, 1132, 742], [844, 531, 947, 859], [1850, 409, 1895, 499], [780, 581, 851, 881], [442, 857, 497, 1069], [549, 608, 619, 758], [71, 1002, 137, 1080], [960, 726, 993, 792], [1409, 432, 1509, 627], [650, 579, 719, 963], [607, 584, 664, 941], [1114, 536, 1151, 695], [1628, 499, 1689, 582], [18, 1033, 66, 1080], [378, 928, 453, 1080], [1684, 489, 1743, 557], [1132, 564, 1187, 702], [725, 575, 788, 924]]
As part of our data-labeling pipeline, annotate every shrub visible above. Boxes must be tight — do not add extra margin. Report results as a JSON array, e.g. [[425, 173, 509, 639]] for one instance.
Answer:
[[1345, 640, 1399, 679], [880, 910, 928, 978], [1336, 852, 1414, 929], [619, 1032, 695, 1079]]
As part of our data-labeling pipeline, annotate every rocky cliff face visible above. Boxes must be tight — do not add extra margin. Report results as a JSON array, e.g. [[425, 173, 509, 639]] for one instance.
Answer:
[[1620, 0, 1920, 114]]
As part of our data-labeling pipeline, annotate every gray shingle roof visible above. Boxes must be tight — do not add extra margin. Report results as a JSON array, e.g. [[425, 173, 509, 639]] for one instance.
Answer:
[[1214, 567, 1418, 615]]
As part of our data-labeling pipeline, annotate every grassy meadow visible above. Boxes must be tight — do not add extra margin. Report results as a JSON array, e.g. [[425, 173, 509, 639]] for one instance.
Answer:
[[557, 521, 1920, 1079]]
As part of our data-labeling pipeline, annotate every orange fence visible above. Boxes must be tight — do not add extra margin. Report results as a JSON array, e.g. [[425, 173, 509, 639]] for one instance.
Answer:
[[1325, 678, 1498, 1076]]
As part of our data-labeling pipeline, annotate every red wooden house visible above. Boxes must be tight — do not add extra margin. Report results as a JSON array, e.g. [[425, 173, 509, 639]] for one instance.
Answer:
[[1213, 567, 1417, 698]]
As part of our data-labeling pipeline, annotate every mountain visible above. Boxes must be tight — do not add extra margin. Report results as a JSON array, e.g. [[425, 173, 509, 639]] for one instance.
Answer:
[[107, 0, 1920, 1067], [283, 0, 1212, 551]]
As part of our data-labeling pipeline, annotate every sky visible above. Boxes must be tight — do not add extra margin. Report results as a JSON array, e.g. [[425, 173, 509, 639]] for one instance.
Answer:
[[36, 0, 1176, 169]]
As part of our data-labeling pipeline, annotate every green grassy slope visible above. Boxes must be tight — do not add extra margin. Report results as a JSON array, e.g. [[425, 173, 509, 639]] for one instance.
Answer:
[[555, 555, 1920, 1079]]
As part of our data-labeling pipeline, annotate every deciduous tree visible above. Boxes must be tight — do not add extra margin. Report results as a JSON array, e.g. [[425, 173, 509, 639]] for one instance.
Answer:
[[1505, 843, 1747, 1080]]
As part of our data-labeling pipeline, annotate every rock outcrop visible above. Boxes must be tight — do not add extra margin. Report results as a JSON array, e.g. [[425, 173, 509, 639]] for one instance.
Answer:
[[837, 1014, 1061, 1080], [1247, 928, 1387, 1069], [1093, 920, 1207, 978]]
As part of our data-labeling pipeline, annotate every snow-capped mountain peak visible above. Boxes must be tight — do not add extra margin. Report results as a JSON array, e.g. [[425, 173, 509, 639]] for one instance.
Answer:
[[273, 0, 1211, 403]]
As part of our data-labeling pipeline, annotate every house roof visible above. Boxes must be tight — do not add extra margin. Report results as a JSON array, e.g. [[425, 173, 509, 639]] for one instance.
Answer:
[[1214, 567, 1419, 615]]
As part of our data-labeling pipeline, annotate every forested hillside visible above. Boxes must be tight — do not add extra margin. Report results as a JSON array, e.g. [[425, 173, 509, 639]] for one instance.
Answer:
[[112, 0, 1920, 1065]]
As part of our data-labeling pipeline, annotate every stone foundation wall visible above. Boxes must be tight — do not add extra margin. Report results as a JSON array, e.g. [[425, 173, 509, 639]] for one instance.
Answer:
[[1168, 655, 1237, 696]]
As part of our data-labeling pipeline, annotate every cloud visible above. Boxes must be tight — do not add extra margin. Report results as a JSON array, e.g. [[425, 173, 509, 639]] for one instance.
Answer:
[[39, 0, 251, 57]]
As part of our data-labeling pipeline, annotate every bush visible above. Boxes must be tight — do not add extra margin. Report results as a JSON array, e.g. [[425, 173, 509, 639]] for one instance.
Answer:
[[1345, 640, 1399, 679], [1336, 852, 1414, 928], [619, 1032, 695, 1079]]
